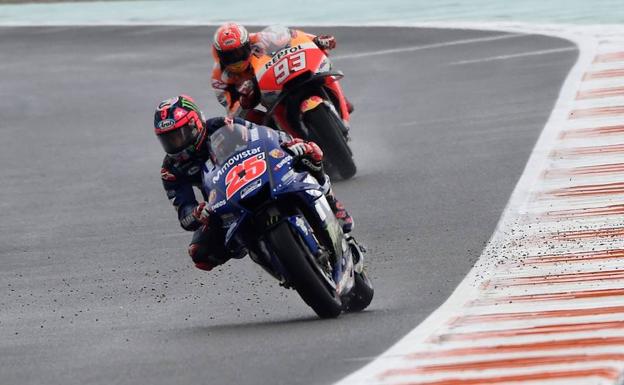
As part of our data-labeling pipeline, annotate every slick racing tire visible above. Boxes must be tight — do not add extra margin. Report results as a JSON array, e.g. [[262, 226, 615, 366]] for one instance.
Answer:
[[303, 104, 357, 180], [344, 271, 374, 313], [267, 221, 342, 318]]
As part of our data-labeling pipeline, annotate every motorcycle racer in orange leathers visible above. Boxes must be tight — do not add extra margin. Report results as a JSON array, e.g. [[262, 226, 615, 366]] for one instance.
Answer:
[[210, 22, 352, 123]]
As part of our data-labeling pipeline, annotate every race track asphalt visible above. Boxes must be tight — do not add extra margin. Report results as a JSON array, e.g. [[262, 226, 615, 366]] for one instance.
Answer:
[[0, 26, 577, 385]]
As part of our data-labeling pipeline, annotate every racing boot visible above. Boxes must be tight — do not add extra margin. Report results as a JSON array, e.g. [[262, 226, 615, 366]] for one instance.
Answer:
[[315, 174, 354, 233], [325, 189, 354, 233]]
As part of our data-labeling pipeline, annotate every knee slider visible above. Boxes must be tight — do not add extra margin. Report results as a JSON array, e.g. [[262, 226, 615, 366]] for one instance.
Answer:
[[194, 262, 215, 271], [188, 243, 201, 259], [189, 244, 217, 271]]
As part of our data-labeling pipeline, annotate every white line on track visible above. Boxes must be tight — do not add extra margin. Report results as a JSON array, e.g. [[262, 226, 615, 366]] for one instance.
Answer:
[[450, 46, 577, 65], [332, 33, 526, 61]]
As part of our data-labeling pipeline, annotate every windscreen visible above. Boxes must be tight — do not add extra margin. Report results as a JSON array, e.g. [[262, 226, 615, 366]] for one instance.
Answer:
[[254, 25, 293, 56], [209, 123, 250, 165]]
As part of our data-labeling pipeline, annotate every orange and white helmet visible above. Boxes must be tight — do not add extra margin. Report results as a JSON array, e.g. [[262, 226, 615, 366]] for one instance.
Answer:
[[213, 23, 251, 73]]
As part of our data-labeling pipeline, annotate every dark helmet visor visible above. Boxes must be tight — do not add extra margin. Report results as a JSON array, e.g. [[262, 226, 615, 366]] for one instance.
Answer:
[[157, 124, 198, 154], [219, 43, 251, 66]]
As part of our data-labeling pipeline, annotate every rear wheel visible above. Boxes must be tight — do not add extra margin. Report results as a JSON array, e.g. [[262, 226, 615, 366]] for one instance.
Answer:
[[303, 104, 357, 179], [266, 221, 342, 318]]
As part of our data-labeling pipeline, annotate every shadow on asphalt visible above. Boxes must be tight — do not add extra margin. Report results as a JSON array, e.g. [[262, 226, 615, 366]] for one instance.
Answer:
[[179, 309, 382, 335]]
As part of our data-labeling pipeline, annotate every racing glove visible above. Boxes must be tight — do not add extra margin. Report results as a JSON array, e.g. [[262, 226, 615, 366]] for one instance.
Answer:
[[192, 202, 212, 226], [313, 35, 337, 50], [282, 138, 325, 181], [282, 138, 323, 162], [237, 80, 258, 109], [237, 80, 254, 97]]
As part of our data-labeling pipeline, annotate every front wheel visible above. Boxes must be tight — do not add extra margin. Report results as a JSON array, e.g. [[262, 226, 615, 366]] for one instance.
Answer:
[[266, 221, 342, 318], [303, 104, 357, 180], [344, 271, 374, 312]]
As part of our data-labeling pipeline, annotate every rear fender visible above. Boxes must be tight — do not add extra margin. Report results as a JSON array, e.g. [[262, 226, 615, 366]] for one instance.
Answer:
[[299, 83, 349, 123], [300, 94, 343, 126]]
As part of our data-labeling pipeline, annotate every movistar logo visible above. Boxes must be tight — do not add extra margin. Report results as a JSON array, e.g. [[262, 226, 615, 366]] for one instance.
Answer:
[[212, 146, 263, 183]]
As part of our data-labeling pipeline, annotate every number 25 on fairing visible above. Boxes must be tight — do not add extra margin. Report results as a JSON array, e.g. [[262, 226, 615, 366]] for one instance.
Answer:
[[225, 154, 267, 199]]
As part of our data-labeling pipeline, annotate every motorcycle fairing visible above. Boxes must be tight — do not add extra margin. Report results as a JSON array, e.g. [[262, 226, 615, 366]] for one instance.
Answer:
[[202, 123, 355, 295], [247, 26, 353, 145], [252, 31, 326, 91], [203, 125, 322, 246], [287, 215, 320, 256]]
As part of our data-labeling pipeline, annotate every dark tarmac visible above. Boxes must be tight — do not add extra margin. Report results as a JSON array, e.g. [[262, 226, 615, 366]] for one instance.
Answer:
[[0, 26, 577, 385]]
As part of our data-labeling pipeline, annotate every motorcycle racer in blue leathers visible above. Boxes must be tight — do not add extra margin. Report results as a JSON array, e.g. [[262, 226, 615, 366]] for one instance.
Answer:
[[154, 95, 353, 271]]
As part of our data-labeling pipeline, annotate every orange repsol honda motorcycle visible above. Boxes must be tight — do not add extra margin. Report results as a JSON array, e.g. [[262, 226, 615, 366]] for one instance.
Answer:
[[250, 25, 356, 179]]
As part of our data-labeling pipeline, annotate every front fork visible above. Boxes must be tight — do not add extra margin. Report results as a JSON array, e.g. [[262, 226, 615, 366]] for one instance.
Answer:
[[346, 235, 366, 274], [323, 77, 351, 123]]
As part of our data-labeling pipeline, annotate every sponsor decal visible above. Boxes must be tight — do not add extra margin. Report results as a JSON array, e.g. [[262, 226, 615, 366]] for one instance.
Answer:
[[239, 178, 263, 199], [273, 156, 290, 171], [157, 118, 175, 130], [269, 148, 285, 159], [264, 45, 303, 70], [179, 97, 199, 112], [157, 97, 178, 111], [295, 217, 309, 236], [300, 96, 323, 113], [317, 58, 331, 73], [212, 146, 263, 183], [211, 199, 226, 210], [281, 169, 295, 183]]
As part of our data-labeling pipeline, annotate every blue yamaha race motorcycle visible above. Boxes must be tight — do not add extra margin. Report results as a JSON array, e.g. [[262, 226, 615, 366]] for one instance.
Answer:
[[202, 122, 373, 318]]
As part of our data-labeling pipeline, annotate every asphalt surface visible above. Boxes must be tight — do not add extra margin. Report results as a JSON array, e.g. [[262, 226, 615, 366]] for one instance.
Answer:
[[0, 26, 577, 385]]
